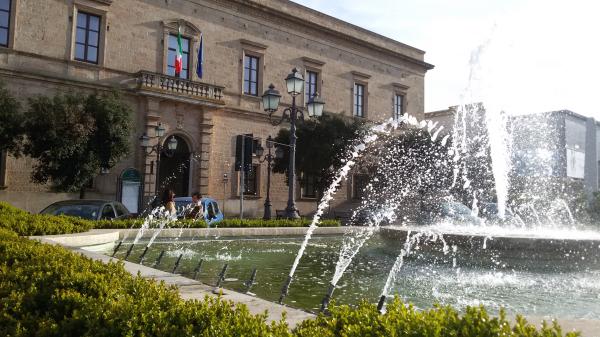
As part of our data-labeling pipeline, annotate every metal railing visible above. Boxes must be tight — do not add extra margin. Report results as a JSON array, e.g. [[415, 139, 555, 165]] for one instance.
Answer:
[[137, 71, 225, 104]]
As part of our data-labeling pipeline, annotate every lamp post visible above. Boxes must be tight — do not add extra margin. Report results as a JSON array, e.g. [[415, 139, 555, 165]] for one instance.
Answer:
[[261, 68, 325, 219], [139, 123, 178, 196], [256, 136, 284, 220]]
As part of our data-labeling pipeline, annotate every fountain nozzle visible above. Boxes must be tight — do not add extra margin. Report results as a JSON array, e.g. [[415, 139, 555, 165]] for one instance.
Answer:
[[215, 263, 229, 288], [138, 246, 150, 264], [111, 240, 123, 257], [320, 283, 336, 313], [172, 254, 183, 274], [244, 268, 258, 293], [153, 250, 165, 268], [377, 295, 387, 313], [124, 244, 135, 261], [278, 275, 293, 304]]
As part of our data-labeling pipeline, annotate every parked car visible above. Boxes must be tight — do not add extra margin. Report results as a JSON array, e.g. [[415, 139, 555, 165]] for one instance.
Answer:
[[173, 197, 224, 226], [421, 201, 482, 225], [478, 202, 516, 223], [40, 200, 131, 221]]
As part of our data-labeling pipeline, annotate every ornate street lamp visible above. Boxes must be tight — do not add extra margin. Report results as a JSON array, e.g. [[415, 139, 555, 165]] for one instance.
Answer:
[[261, 68, 325, 219], [139, 123, 178, 196], [256, 136, 284, 220]]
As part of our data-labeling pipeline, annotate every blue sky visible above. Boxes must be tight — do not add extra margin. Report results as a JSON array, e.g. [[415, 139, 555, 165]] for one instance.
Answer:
[[293, 0, 600, 119]]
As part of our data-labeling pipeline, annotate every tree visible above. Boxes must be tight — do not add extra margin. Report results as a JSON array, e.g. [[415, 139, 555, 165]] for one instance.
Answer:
[[0, 84, 23, 155], [273, 113, 364, 197], [23, 91, 133, 198], [356, 129, 454, 223]]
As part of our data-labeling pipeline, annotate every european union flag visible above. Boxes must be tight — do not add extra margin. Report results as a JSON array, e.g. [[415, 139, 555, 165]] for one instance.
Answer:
[[196, 33, 203, 79]]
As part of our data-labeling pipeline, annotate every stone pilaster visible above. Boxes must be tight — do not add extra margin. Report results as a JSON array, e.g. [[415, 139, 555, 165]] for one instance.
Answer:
[[143, 97, 162, 199], [197, 107, 214, 196]]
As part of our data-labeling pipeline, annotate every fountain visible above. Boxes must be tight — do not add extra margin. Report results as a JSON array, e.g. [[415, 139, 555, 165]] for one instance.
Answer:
[[104, 51, 600, 326]]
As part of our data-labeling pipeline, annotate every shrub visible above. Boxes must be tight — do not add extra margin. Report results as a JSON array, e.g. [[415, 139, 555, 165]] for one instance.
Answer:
[[0, 202, 93, 236], [295, 298, 579, 337], [0, 228, 291, 337], [93, 218, 340, 229]]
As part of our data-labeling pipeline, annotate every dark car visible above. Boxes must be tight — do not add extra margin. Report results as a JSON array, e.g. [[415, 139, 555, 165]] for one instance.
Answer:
[[423, 201, 482, 225], [478, 202, 516, 223], [40, 200, 131, 221]]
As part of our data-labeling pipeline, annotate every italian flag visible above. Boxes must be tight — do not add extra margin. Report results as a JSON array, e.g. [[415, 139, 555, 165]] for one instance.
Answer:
[[175, 27, 183, 77]]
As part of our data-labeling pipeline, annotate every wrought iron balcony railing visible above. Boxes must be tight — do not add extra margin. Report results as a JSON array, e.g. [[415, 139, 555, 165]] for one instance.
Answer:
[[137, 71, 225, 104]]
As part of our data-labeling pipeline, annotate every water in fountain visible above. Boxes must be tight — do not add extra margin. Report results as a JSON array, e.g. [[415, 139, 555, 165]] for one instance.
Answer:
[[328, 115, 450, 291], [285, 120, 396, 284]]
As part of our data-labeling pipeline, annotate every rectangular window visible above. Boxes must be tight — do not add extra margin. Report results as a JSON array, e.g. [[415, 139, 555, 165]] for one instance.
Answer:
[[353, 83, 365, 117], [244, 164, 259, 195], [167, 34, 190, 79], [243, 55, 259, 96], [394, 94, 404, 120], [0, 0, 10, 47], [74, 11, 101, 64], [305, 70, 318, 105], [302, 173, 317, 198]]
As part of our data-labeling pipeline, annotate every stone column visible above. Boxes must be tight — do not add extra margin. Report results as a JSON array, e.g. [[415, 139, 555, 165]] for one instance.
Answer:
[[584, 117, 598, 204]]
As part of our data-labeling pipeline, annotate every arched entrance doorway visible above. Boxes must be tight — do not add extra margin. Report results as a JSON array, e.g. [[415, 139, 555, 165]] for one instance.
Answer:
[[158, 135, 191, 198]]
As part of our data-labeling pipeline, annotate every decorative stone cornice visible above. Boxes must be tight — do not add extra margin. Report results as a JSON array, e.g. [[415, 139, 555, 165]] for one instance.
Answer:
[[240, 39, 268, 50], [79, 0, 112, 5], [392, 82, 410, 91], [162, 19, 202, 36], [301, 56, 325, 67], [351, 71, 371, 79]]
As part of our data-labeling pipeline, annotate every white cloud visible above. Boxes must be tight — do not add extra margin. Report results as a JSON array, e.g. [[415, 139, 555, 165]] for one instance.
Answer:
[[293, 0, 600, 119]]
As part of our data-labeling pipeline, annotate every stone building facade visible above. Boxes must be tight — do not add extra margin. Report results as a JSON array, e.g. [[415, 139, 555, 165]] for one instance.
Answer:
[[0, 0, 433, 215]]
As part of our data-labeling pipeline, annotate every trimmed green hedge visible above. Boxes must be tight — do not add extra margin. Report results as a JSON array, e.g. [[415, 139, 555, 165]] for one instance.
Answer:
[[0, 228, 291, 337], [295, 299, 578, 337], [0, 202, 93, 236], [94, 218, 340, 230], [0, 228, 578, 337], [0, 202, 339, 235]]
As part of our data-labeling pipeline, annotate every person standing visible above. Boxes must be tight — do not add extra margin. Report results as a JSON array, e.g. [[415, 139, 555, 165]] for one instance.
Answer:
[[162, 189, 176, 218]]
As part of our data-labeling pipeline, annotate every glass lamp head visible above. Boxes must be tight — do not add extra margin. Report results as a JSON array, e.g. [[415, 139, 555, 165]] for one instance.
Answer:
[[285, 68, 304, 96]]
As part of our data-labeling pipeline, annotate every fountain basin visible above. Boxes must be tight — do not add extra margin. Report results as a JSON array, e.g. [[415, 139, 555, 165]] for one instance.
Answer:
[[99, 228, 600, 324]]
